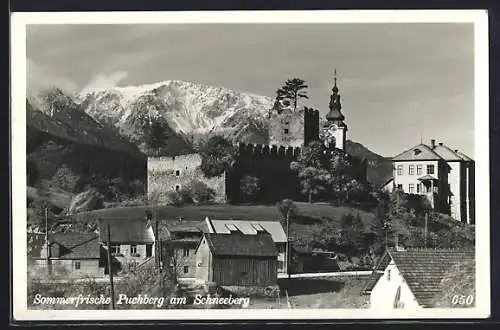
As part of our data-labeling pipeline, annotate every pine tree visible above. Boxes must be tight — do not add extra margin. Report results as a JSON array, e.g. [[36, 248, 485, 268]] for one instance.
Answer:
[[277, 78, 309, 112]]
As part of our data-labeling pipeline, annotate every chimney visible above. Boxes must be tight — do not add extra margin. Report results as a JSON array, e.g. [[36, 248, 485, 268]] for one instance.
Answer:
[[430, 139, 436, 149]]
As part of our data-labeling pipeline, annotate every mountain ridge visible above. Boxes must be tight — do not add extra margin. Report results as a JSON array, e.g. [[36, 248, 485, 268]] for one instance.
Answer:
[[28, 80, 393, 200]]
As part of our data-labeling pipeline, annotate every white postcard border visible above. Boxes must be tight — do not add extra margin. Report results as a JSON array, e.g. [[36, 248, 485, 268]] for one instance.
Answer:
[[11, 9, 490, 321]]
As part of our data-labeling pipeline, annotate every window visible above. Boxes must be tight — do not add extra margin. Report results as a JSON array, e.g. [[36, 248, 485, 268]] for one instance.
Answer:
[[183, 266, 189, 274], [130, 245, 137, 255], [252, 223, 265, 232], [409, 165, 415, 175], [175, 185, 180, 192], [417, 164, 423, 175], [417, 183, 421, 193], [284, 128, 289, 134], [427, 164, 435, 175], [397, 184, 403, 190], [409, 183, 415, 194], [225, 224, 238, 232], [387, 269, 391, 281], [111, 246, 120, 255], [175, 170, 180, 177], [413, 148, 422, 156], [183, 249, 190, 257], [74, 261, 81, 270], [397, 165, 403, 176], [426, 185, 432, 193]]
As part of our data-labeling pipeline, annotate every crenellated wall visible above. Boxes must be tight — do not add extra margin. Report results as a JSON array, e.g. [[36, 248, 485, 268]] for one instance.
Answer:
[[148, 154, 226, 203]]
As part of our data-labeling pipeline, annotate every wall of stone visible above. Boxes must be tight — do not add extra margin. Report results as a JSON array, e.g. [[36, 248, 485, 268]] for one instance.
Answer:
[[268, 108, 320, 148], [148, 154, 226, 204], [269, 109, 305, 148]]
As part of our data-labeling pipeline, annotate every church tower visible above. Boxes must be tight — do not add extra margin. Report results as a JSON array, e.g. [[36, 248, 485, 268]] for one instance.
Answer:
[[321, 70, 348, 150]]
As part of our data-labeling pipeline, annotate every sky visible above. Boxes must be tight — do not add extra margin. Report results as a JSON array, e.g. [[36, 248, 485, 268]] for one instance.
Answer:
[[26, 23, 475, 157]]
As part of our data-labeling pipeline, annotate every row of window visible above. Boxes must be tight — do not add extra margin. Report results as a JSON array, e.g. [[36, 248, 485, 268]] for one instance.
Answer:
[[111, 245, 143, 256], [397, 183, 436, 194], [396, 164, 435, 176]]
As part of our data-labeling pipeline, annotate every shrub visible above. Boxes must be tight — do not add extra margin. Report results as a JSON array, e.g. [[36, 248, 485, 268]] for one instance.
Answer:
[[166, 191, 184, 207], [199, 135, 237, 178], [190, 181, 216, 205], [52, 165, 80, 191]]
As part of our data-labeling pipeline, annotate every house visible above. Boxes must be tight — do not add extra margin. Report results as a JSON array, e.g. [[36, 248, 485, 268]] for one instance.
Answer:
[[204, 217, 288, 274], [28, 232, 105, 279], [98, 219, 155, 273], [362, 248, 475, 309], [154, 220, 207, 280], [387, 139, 475, 224], [195, 231, 278, 287]]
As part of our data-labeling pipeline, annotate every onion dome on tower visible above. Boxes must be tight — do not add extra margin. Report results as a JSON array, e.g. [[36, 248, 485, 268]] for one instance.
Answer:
[[326, 69, 346, 127]]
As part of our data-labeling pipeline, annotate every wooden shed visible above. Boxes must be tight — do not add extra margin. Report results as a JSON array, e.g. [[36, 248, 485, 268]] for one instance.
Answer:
[[195, 231, 278, 287]]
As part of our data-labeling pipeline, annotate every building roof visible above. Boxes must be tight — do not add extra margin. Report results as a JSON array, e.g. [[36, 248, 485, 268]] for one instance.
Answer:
[[29, 232, 101, 260], [392, 143, 473, 162], [98, 219, 154, 244], [432, 144, 463, 161], [363, 249, 475, 307], [417, 174, 439, 181], [152, 220, 208, 240], [203, 232, 277, 257], [208, 219, 287, 243], [392, 144, 442, 161], [456, 151, 474, 162]]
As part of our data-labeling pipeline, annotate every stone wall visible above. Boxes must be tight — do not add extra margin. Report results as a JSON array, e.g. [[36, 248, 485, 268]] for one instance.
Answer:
[[268, 108, 319, 148], [148, 154, 226, 204]]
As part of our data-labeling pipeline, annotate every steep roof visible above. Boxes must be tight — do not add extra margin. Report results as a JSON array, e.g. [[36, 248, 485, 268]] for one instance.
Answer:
[[393, 143, 473, 162], [203, 232, 278, 257], [364, 249, 475, 307], [432, 144, 463, 161], [456, 151, 474, 162], [98, 219, 154, 243], [208, 219, 287, 243], [29, 232, 101, 260], [153, 220, 208, 240], [392, 144, 442, 161]]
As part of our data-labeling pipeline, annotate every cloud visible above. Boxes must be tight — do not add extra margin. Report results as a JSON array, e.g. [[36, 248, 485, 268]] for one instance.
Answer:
[[27, 59, 79, 97], [80, 71, 129, 94]]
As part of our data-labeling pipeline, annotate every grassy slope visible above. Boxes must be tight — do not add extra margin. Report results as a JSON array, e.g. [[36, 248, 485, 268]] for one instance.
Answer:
[[69, 202, 376, 225], [248, 275, 370, 309]]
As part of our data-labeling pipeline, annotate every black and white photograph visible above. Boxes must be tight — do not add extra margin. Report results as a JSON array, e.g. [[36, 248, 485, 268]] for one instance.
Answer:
[[11, 10, 490, 320]]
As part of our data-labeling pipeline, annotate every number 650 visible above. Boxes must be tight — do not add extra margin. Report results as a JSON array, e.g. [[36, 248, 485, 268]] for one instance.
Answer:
[[451, 295, 474, 305]]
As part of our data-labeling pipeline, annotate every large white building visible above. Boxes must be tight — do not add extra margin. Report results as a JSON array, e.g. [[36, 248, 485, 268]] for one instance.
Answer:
[[384, 139, 475, 224]]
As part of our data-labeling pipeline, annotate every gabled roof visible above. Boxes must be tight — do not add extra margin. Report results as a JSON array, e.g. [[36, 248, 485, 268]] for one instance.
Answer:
[[98, 219, 154, 244], [208, 219, 287, 243], [393, 143, 474, 162], [432, 144, 463, 161], [203, 232, 278, 257], [29, 232, 101, 260], [418, 174, 439, 181], [364, 249, 475, 307], [392, 144, 442, 161], [153, 220, 208, 240], [456, 151, 474, 162]]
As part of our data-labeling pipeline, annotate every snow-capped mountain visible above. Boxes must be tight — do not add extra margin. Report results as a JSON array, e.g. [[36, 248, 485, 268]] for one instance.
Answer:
[[78, 80, 274, 152]]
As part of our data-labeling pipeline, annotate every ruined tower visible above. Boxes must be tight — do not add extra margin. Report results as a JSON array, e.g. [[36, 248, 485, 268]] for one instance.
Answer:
[[268, 106, 319, 148]]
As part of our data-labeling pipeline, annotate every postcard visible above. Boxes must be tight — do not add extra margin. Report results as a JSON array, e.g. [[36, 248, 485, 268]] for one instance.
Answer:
[[11, 9, 490, 321]]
